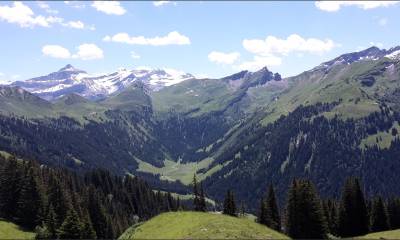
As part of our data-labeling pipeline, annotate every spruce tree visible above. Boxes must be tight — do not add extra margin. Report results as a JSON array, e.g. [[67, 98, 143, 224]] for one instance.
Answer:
[[338, 177, 369, 237], [387, 198, 400, 229], [88, 187, 108, 238], [0, 157, 22, 219], [370, 196, 389, 232], [81, 214, 97, 239], [199, 183, 207, 212], [264, 185, 281, 231], [285, 179, 327, 239], [57, 209, 83, 239], [192, 174, 201, 211], [258, 198, 268, 225], [223, 190, 236, 216], [15, 168, 43, 229], [45, 204, 58, 239]]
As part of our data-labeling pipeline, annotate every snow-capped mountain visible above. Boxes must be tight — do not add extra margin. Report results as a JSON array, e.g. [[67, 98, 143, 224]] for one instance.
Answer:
[[10, 64, 194, 100], [314, 46, 400, 71]]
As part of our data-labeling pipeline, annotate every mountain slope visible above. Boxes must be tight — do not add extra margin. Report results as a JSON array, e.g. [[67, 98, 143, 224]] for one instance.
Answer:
[[119, 211, 289, 239]]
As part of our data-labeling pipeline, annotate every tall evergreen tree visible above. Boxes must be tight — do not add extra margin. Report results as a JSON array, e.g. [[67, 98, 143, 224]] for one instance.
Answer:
[[264, 185, 281, 231], [387, 198, 400, 229], [15, 168, 43, 229], [45, 204, 58, 239], [0, 157, 22, 219], [57, 209, 83, 239], [192, 174, 201, 211], [338, 177, 369, 237], [258, 197, 268, 225], [322, 199, 338, 236], [88, 187, 108, 239], [223, 190, 236, 216], [370, 196, 389, 232], [285, 179, 328, 239], [199, 183, 207, 212]]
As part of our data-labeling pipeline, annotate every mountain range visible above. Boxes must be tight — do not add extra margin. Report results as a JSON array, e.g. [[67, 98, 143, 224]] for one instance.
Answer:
[[1, 45, 400, 210], [8, 64, 194, 100]]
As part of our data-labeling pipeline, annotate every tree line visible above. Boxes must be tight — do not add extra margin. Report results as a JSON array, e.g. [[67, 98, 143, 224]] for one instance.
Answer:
[[0, 155, 183, 239], [193, 174, 400, 239]]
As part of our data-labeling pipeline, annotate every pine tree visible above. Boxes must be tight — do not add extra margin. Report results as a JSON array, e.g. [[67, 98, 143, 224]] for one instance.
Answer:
[[57, 209, 83, 239], [387, 198, 400, 229], [81, 214, 97, 239], [258, 197, 268, 225], [15, 168, 43, 229], [45, 204, 58, 239], [192, 174, 201, 211], [223, 190, 236, 216], [199, 183, 207, 212], [285, 179, 328, 239], [322, 199, 338, 236], [370, 196, 389, 232], [338, 177, 369, 237], [88, 187, 108, 238], [0, 157, 22, 219], [239, 201, 246, 217], [264, 185, 281, 231]]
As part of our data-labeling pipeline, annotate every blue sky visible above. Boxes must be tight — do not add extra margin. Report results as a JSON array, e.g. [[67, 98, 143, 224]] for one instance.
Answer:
[[0, 1, 399, 83]]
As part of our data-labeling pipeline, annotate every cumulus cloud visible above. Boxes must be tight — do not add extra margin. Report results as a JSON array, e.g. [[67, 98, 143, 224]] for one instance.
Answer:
[[243, 34, 336, 56], [91, 1, 126, 15], [0, 2, 57, 27], [0, 2, 92, 30], [315, 1, 399, 12], [130, 51, 141, 59], [103, 31, 191, 46], [42, 45, 71, 59], [42, 44, 103, 60], [236, 56, 282, 72], [208, 51, 240, 65], [153, 1, 175, 7], [72, 44, 104, 60]]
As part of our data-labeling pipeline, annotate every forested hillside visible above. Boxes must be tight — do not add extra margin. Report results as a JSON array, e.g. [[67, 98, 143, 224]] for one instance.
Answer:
[[0, 155, 181, 239]]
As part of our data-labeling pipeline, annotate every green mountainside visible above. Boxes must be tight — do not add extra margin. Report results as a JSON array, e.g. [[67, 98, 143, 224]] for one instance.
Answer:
[[0, 46, 400, 209]]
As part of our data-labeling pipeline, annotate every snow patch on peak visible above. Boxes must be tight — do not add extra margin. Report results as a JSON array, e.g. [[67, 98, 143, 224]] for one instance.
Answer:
[[386, 50, 400, 60]]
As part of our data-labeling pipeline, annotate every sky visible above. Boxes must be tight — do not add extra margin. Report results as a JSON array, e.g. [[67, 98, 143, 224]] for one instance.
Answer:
[[0, 1, 400, 83]]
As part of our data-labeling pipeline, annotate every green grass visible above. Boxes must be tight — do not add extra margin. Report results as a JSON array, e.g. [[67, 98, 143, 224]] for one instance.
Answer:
[[356, 229, 400, 239], [119, 211, 289, 239], [0, 220, 35, 239], [360, 122, 400, 149], [135, 157, 222, 185]]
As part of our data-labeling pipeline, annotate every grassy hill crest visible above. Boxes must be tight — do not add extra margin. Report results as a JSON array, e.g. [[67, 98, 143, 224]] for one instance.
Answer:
[[119, 211, 289, 239]]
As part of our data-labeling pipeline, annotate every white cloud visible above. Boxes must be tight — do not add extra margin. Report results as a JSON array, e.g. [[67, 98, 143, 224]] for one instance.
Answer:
[[243, 34, 336, 56], [315, 1, 399, 12], [0, 2, 55, 27], [236, 55, 282, 72], [91, 1, 126, 15], [37, 1, 59, 14], [103, 31, 191, 46], [12, 75, 21, 80], [42, 45, 71, 59], [153, 1, 176, 7], [42, 44, 103, 60], [64, 1, 86, 9], [130, 51, 141, 59], [0, 2, 91, 30], [378, 17, 388, 26], [72, 44, 104, 60], [63, 20, 85, 29], [0, 72, 4, 76], [208, 51, 240, 65]]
